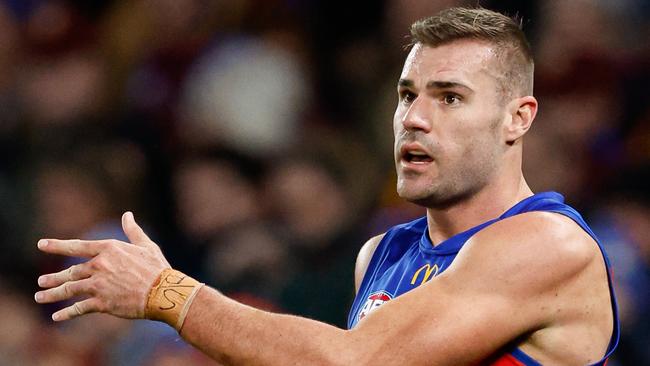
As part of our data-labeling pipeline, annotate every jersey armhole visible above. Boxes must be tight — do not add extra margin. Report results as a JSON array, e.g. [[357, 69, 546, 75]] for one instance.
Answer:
[[355, 234, 385, 293], [541, 209, 621, 364], [348, 233, 390, 328]]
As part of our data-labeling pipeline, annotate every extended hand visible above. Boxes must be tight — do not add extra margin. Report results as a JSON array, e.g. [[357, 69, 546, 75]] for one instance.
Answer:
[[35, 212, 171, 321]]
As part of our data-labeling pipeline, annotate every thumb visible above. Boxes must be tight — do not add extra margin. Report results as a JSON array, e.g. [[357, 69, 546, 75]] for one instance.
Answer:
[[122, 211, 152, 246]]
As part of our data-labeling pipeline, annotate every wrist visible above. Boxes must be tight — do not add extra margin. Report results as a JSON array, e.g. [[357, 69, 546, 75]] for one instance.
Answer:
[[145, 268, 205, 331]]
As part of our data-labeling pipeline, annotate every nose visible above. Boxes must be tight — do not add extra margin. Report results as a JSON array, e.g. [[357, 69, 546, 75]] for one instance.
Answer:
[[399, 98, 432, 133]]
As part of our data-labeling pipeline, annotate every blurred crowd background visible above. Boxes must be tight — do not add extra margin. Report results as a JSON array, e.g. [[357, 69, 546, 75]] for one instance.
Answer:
[[0, 0, 648, 365]]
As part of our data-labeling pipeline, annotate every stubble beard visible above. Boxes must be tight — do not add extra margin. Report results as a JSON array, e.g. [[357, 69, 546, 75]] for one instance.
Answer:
[[396, 142, 500, 210], [399, 176, 486, 210], [397, 171, 482, 209]]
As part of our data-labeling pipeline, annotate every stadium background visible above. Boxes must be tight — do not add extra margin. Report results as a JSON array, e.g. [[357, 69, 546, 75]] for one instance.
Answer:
[[0, 0, 648, 364]]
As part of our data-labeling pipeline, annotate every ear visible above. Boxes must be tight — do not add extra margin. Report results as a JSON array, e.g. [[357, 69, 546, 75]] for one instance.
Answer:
[[504, 96, 538, 144]]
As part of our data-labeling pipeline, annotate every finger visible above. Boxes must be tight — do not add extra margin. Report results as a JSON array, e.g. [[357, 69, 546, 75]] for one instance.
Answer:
[[35, 278, 92, 304], [38, 262, 92, 288], [37, 239, 106, 258], [52, 298, 101, 321], [122, 211, 152, 246]]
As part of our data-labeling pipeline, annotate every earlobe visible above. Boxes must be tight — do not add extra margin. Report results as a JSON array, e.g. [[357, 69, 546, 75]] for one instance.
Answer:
[[505, 96, 537, 143]]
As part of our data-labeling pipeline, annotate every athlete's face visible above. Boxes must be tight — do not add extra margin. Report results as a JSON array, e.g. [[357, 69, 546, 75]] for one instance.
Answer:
[[394, 40, 508, 207]]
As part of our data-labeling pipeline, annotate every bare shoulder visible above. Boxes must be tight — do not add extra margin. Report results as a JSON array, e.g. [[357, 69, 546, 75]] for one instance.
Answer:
[[444, 211, 602, 309], [459, 211, 597, 275], [440, 212, 606, 322], [446, 212, 613, 364], [354, 234, 385, 293]]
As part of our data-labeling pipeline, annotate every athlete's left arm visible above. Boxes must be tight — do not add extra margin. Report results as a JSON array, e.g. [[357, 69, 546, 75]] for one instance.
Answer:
[[35, 211, 601, 365], [345, 211, 603, 364]]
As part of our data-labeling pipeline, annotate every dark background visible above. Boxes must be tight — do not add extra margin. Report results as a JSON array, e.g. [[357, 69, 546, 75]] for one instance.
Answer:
[[0, 0, 648, 364]]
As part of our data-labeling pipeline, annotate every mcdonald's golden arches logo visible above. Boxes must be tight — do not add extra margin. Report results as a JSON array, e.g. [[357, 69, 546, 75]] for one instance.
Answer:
[[410, 263, 439, 285]]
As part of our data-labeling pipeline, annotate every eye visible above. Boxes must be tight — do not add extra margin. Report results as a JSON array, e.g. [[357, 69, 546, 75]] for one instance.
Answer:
[[400, 90, 417, 104], [442, 93, 461, 105]]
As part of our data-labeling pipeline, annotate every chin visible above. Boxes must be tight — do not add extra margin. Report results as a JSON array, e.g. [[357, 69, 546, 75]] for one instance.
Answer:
[[397, 182, 473, 210], [397, 183, 436, 205]]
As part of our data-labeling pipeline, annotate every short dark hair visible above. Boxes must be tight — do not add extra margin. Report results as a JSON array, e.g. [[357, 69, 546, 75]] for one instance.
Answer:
[[410, 7, 534, 98]]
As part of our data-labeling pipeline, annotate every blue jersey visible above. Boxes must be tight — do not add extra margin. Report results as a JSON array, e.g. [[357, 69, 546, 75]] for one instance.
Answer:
[[348, 192, 619, 366]]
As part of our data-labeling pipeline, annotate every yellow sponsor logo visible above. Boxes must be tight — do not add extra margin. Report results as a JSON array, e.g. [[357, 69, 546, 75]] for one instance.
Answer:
[[410, 263, 439, 285]]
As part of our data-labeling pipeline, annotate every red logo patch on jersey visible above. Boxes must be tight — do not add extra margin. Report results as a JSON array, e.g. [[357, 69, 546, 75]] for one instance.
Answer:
[[358, 290, 393, 321]]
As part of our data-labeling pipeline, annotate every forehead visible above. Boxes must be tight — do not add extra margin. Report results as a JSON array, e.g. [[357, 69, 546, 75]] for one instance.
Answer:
[[400, 40, 501, 87]]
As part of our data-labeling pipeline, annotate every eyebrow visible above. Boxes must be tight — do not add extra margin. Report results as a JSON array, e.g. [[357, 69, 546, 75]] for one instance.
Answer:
[[397, 79, 473, 92], [397, 79, 414, 87]]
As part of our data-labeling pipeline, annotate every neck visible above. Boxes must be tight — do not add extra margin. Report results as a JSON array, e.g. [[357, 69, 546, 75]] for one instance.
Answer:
[[425, 173, 533, 246]]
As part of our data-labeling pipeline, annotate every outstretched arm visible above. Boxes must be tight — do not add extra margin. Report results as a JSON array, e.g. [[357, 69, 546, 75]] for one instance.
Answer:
[[35, 211, 600, 365]]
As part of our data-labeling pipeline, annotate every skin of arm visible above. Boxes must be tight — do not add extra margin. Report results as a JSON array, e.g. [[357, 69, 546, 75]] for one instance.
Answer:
[[35, 211, 602, 365], [354, 234, 384, 293]]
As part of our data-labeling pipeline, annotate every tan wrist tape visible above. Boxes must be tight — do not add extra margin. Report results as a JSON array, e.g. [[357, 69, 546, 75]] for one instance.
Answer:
[[145, 268, 205, 331]]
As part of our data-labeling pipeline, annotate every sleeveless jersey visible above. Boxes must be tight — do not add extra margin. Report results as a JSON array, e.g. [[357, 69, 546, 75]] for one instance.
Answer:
[[348, 192, 619, 365]]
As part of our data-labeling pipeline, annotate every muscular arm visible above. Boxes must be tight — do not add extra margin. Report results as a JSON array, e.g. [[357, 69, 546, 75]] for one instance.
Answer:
[[36, 211, 604, 365]]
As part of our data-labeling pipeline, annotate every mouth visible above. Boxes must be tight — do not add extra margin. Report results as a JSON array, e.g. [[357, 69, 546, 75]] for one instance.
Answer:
[[404, 151, 433, 164], [400, 144, 433, 165]]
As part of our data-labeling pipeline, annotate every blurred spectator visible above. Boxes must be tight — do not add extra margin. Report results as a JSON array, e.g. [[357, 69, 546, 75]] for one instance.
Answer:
[[264, 156, 351, 246], [203, 222, 290, 309], [0, 282, 44, 365], [264, 154, 363, 326], [589, 170, 650, 365], [18, 52, 107, 127], [171, 149, 262, 277], [179, 35, 311, 155], [143, 337, 219, 366]]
